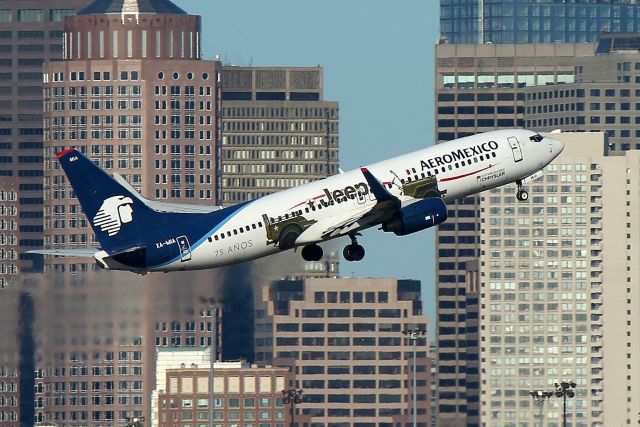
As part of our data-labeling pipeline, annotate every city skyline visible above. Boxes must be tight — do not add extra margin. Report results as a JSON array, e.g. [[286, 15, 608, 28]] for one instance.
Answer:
[[171, 0, 442, 322], [4, 0, 640, 425]]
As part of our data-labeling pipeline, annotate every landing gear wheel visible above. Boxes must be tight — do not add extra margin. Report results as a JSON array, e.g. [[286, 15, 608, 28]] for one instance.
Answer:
[[515, 180, 528, 202], [343, 233, 365, 261], [278, 224, 301, 250], [301, 244, 323, 261], [343, 244, 365, 262]]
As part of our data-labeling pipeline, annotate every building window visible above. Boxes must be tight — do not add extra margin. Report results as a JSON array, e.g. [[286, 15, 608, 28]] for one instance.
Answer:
[[18, 9, 43, 22], [50, 9, 75, 22]]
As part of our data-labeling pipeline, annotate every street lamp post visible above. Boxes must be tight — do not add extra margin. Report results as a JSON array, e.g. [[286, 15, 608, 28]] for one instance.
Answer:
[[529, 390, 553, 427], [402, 328, 426, 427], [282, 388, 303, 427], [200, 297, 223, 427], [555, 381, 576, 427]]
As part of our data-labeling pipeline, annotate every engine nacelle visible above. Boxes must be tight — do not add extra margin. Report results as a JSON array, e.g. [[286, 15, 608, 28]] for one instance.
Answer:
[[382, 198, 448, 236]]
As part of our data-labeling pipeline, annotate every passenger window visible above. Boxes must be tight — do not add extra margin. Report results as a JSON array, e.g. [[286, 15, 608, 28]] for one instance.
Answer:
[[214, 236, 218, 241], [252, 224, 256, 229], [233, 230, 238, 235], [239, 228, 244, 233], [246, 226, 250, 231], [221, 234, 225, 239], [258, 222, 263, 227]]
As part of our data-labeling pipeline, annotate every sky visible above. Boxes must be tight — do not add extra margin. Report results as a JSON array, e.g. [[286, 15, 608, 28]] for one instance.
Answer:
[[173, 0, 441, 324]]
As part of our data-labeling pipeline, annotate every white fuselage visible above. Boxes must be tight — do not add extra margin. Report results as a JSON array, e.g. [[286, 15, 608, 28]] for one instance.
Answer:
[[148, 129, 562, 271]]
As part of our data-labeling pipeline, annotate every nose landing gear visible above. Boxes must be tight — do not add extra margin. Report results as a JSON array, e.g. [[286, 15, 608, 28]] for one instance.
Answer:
[[343, 233, 365, 262], [516, 179, 529, 201]]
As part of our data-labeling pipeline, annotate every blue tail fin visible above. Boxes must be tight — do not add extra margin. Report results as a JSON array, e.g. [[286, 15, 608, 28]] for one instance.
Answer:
[[57, 148, 165, 252]]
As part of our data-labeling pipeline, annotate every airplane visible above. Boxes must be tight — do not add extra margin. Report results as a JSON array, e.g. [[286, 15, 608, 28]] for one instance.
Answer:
[[30, 129, 563, 273]]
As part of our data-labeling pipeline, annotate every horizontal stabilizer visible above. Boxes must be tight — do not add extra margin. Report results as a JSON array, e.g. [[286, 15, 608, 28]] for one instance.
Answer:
[[27, 248, 98, 258]]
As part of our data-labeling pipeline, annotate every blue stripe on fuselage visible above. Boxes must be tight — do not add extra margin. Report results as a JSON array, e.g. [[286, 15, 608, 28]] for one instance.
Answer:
[[149, 200, 253, 269]]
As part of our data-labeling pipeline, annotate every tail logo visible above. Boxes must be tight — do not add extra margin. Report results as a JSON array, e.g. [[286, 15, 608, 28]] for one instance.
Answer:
[[93, 196, 134, 236]]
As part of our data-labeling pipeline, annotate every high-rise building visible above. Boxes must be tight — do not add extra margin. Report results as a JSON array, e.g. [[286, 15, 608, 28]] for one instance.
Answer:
[[0, 178, 18, 286], [440, 0, 640, 44], [220, 66, 339, 205], [43, 0, 219, 268], [434, 41, 594, 427], [524, 32, 640, 152], [0, 287, 21, 426], [0, 3, 91, 425], [217, 67, 340, 359], [0, 0, 89, 283], [0, 0, 91, 283], [33, 0, 341, 424], [255, 277, 431, 426], [475, 131, 640, 426], [35, 1, 223, 424], [476, 132, 604, 426]]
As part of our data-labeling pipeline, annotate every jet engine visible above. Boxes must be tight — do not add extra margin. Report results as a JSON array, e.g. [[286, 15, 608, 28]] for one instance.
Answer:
[[382, 198, 448, 236]]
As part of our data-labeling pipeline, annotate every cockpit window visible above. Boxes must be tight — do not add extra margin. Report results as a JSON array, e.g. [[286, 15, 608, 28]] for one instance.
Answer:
[[529, 133, 544, 142]]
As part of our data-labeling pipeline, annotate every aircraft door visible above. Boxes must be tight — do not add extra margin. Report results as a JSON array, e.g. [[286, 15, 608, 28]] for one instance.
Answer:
[[508, 136, 523, 162], [176, 235, 191, 262]]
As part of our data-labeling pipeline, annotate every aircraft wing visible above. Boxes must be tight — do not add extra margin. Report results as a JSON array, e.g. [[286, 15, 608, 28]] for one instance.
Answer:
[[27, 248, 99, 257], [296, 168, 401, 244], [113, 173, 222, 213]]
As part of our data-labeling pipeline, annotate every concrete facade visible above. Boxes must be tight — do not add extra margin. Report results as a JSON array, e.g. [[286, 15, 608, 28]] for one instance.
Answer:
[[156, 361, 290, 427], [255, 277, 431, 427], [220, 65, 339, 205], [0, 0, 91, 285], [472, 132, 640, 426], [524, 49, 640, 153], [34, 2, 341, 425], [434, 42, 595, 427]]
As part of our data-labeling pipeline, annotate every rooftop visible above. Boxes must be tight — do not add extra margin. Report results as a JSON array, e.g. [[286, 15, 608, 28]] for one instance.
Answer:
[[79, 0, 187, 15]]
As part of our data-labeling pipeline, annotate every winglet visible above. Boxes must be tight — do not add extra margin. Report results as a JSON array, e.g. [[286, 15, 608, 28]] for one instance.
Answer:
[[360, 167, 396, 202]]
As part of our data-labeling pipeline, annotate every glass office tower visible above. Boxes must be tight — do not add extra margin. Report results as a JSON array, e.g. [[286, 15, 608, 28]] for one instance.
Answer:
[[441, 0, 640, 44]]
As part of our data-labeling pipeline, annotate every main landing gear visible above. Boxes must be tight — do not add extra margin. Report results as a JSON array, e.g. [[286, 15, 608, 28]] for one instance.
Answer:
[[343, 234, 365, 262], [301, 234, 366, 262], [516, 179, 529, 201]]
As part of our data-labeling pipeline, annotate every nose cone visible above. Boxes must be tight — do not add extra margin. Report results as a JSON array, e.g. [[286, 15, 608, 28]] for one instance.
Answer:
[[546, 137, 564, 159]]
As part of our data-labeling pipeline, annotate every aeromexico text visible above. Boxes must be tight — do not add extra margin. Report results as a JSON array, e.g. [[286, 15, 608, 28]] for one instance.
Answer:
[[309, 141, 499, 207], [420, 140, 498, 170]]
